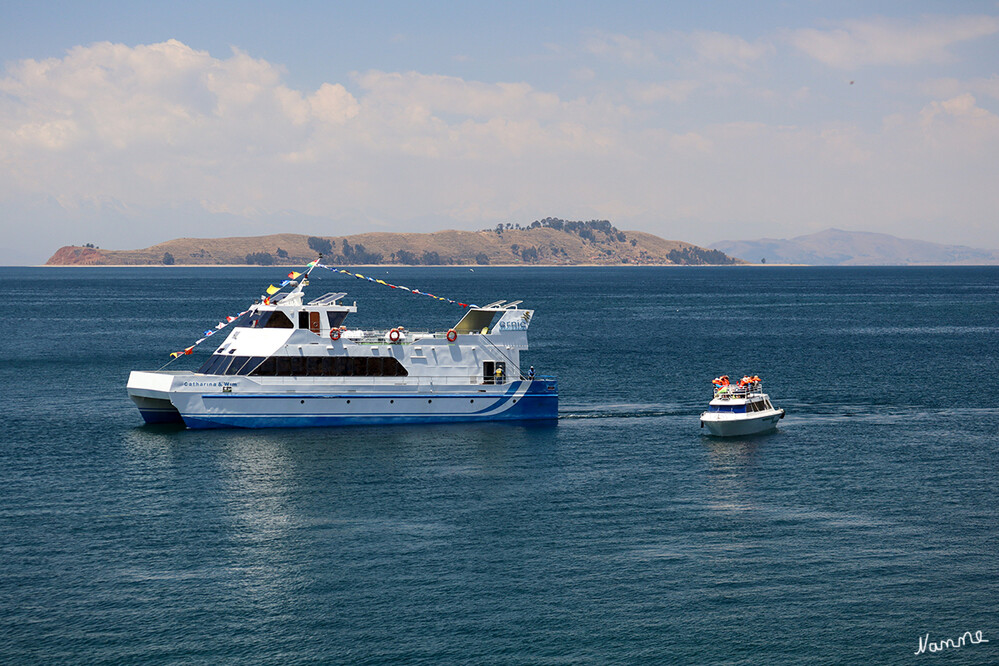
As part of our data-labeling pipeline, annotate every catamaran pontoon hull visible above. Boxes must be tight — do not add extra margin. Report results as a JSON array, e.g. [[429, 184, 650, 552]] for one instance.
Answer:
[[127, 262, 557, 429]]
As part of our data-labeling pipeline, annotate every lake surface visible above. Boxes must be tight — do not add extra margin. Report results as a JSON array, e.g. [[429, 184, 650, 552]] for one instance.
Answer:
[[2, 266, 997, 664]]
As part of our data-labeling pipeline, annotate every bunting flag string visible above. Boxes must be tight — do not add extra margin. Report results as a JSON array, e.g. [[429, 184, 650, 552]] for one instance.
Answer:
[[167, 261, 323, 358], [168, 308, 251, 357], [167, 257, 478, 359], [314, 263, 479, 309]]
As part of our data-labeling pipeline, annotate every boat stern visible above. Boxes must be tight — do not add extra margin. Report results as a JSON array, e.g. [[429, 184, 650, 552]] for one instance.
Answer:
[[127, 371, 185, 424]]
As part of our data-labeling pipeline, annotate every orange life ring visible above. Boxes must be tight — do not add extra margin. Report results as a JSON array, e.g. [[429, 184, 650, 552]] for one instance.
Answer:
[[330, 329, 341, 341], [389, 328, 401, 342], [446, 329, 457, 342]]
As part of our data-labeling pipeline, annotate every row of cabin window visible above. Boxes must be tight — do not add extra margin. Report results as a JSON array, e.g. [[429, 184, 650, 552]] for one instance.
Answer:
[[708, 401, 771, 414], [708, 405, 747, 413], [198, 354, 408, 377], [235, 310, 347, 330]]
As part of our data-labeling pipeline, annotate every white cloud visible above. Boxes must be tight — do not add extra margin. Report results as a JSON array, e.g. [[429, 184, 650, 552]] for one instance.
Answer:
[[688, 31, 775, 69], [583, 32, 661, 65], [0, 40, 634, 249], [918, 74, 999, 101], [353, 70, 562, 120], [629, 80, 701, 104], [583, 29, 773, 70], [3, 38, 999, 260], [789, 14, 999, 69]]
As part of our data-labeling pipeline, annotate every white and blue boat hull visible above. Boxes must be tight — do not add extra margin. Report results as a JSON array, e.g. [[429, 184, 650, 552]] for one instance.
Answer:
[[700, 409, 784, 437], [128, 371, 557, 429]]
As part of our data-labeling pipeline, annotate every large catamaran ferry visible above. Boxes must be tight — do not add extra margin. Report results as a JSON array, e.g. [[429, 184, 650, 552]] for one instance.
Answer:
[[127, 261, 557, 428]]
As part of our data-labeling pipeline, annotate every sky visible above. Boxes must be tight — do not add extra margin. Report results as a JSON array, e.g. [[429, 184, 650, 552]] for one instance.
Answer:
[[2, 1, 998, 263]]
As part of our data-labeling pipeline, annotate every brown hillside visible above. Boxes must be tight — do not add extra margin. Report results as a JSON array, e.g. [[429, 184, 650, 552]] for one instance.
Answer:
[[45, 224, 744, 266]]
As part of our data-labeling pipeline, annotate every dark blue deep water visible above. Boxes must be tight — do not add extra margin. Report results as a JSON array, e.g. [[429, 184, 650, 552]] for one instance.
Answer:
[[2, 266, 997, 664]]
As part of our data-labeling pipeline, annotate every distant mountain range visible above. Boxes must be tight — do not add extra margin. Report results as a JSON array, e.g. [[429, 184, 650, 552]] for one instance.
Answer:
[[45, 219, 744, 266], [711, 228, 999, 265]]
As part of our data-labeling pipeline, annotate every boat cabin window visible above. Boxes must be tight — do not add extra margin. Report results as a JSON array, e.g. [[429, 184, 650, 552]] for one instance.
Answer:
[[297, 310, 323, 333], [454, 309, 499, 334], [250, 355, 409, 377], [236, 313, 261, 328], [224, 357, 255, 375], [236, 310, 294, 329], [326, 312, 347, 328], [708, 404, 747, 413], [197, 355, 266, 376], [263, 311, 294, 329]]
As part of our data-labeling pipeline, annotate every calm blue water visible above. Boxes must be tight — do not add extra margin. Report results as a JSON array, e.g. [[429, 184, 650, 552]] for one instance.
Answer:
[[1, 266, 997, 664]]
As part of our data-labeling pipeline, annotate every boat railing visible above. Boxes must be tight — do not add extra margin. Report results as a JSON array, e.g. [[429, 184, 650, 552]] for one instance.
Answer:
[[244, 374, 543, 388], [341, 329, 435, 344], [340, 329, 513, 344], [713, 383, 763, 399]]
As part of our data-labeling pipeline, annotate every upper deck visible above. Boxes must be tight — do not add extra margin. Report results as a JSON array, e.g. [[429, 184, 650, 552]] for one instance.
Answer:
[[711, 381, 767, 404], [244, 289, 533, 342], [191, 277, 538, 383]]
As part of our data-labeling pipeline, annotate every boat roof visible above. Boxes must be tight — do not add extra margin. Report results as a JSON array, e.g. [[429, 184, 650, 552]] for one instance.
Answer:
[[307, 291, 348, 306], [453, 301, 531, 334], [246, 278, 532, 336]]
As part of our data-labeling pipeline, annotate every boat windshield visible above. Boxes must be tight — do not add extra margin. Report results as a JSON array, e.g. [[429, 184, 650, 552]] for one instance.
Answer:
[[708, 405, 747, 413], [235, 310, 294, 329]]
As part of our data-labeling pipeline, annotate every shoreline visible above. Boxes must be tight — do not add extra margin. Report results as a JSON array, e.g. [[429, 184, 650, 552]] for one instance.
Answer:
[[27, 262, 997, 268], [28, 263, 999, 268], [35, 262, 801, 268]]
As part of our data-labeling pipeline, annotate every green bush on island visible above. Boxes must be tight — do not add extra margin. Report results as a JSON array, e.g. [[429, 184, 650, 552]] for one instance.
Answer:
[[245, 252, 275, 265]]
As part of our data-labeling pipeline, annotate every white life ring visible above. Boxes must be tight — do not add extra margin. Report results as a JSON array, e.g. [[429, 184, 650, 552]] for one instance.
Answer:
[[446, 329, 457, 342]]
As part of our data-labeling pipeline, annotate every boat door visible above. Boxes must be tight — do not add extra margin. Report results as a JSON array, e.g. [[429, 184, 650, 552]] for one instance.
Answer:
[[484, 361, 506, 385], [309, 311, 321, 334]]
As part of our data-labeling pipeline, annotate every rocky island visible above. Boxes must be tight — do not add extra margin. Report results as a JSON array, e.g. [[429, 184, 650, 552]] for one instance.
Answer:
[[46, 218, 743, 266]]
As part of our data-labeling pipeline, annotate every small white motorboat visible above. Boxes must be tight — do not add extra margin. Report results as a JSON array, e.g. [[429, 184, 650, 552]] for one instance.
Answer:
[[700, 375, 785, 437]]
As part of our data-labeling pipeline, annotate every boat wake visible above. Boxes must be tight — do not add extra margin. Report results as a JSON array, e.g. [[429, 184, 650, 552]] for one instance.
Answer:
[[559, 404, 688, 420]]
